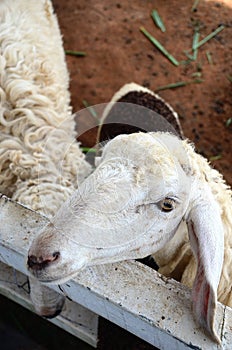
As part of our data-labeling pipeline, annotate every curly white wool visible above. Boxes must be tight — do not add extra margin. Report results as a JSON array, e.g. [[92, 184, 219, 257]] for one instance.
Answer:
[[0, 0, 91, 217]]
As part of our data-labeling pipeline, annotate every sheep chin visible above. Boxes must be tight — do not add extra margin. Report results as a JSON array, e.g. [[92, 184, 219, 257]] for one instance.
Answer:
[[28, 261, 87, 285], [38, 272, 82, 285]]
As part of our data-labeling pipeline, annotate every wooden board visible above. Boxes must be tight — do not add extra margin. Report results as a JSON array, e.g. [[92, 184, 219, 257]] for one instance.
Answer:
[[0, 194, 231, 349]]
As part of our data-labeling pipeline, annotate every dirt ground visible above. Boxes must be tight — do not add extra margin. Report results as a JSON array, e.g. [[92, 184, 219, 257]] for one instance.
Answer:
[[53, 0, 232, 187]]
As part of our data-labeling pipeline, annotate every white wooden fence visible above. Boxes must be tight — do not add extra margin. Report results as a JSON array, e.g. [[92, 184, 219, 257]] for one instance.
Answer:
[[0, 194, 231, 349]]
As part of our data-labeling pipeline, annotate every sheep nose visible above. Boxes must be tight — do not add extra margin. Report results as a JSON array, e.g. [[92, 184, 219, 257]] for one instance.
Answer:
[[27, 251, 60, 271]]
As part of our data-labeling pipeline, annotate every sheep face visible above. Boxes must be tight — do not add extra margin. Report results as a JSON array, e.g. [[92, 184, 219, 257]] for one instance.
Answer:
[[28, 131, 224, 341], [28, 132, 191, 283]]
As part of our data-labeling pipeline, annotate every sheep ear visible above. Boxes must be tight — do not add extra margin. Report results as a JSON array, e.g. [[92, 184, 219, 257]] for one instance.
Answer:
[[187, 187, 224, 343]]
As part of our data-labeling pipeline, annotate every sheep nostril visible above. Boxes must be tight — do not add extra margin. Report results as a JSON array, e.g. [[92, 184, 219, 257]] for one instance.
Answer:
[[27, 251, 60, 271], [27, 255, 38, 268], [52, 251, 60, 261]]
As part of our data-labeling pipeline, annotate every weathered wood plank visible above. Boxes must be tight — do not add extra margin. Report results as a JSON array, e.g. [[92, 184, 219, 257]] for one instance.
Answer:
[[0, 195, 231, 349]]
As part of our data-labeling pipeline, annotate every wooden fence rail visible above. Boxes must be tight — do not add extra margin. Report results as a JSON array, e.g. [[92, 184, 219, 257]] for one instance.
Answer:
[[0, 194, 231, 349]]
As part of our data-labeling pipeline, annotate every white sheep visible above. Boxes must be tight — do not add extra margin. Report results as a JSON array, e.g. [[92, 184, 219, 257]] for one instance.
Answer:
[[27, 87, 231, 342], [0, 0, 91, 317]]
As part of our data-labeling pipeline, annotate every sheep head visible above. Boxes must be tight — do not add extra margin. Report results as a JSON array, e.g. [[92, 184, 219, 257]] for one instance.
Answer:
[[27, 131, 224, 342]]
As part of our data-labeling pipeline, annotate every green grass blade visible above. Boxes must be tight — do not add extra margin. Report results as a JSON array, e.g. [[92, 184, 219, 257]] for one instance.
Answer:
[[209, 154, 222, 161], [82, 100, 99, 120], [192, 72, 202, 78], [151, 9, 166, 32], [191, 0, 200, 12], [192, 31, 200, 60], [225, 118, 232, 127], [155, 79, 203, 92], [81, 147, 97, 153], [140, 27, 179, 66], [206, 51, 213, 64], [180, 59, 193, 65], [184, 50, 195, 61], [65, 50, 86, 57], [195, 25, 225, 49]]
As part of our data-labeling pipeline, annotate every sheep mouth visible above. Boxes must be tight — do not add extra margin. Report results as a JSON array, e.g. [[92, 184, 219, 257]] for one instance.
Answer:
[[38, 272, 80, 285], [27, 258, 52, 272], [27, 267, 47, 280], [28, 267, 83, 285]]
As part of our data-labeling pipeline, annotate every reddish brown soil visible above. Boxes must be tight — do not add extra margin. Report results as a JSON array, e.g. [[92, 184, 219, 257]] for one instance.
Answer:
[[53, 0, 231, 186]]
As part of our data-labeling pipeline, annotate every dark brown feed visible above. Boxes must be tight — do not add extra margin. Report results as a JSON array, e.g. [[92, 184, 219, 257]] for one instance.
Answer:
[[98, 91, 183, 145]]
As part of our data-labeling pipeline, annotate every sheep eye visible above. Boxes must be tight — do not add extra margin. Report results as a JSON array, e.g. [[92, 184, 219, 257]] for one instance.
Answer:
[[160, 198, 175, 212]]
